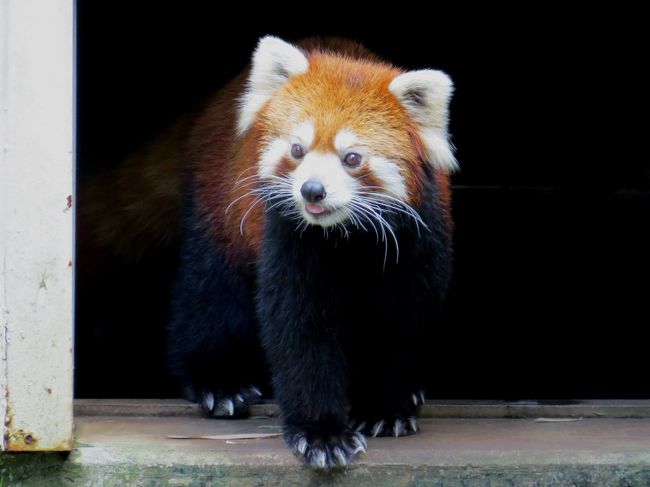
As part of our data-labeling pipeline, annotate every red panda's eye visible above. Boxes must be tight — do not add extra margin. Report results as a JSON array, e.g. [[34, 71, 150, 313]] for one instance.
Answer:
[[290, 144, 305, 159], [343, 152, 362, 167]]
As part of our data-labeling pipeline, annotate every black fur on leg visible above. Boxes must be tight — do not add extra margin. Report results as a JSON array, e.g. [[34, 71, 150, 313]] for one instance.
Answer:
[[167, 196, 268, 416], [257, 210, 357, 468], [257, 167, 451, 467]]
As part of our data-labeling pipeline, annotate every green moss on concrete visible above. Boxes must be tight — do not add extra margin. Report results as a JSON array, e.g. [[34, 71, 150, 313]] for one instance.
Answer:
[[1, 452, 69, 486], [2, 454, 650, 487]]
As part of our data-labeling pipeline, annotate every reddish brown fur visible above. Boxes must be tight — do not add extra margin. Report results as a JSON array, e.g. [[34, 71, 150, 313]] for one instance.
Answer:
[[189, 74, 266, 267]]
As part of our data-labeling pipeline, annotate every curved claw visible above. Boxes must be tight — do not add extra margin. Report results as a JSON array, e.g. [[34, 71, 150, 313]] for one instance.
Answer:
[[286, 429, 367, 470], [200, 384, 263, 418], [371, 420, 385, 437]]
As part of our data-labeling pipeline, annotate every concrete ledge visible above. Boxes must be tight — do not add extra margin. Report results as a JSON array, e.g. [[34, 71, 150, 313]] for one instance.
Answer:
[[73, 398, 650, 418], [4, 415, 650, 486]]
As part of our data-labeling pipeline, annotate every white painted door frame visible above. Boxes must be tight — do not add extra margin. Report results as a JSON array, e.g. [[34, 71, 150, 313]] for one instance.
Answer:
[[0, 0, 74, 451]]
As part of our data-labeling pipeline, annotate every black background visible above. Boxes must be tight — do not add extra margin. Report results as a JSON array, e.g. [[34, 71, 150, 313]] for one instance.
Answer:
[[76, 3, 649, 399]]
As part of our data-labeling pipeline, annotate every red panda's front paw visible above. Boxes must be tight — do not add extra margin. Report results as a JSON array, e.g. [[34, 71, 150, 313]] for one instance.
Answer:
[[200, 385, 263, 418], [284, 425, 367, 469]]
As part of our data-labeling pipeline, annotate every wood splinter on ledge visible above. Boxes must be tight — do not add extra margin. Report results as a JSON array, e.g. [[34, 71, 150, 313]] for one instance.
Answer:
[[167, 432, 281, 440], [533, 417, 584, 423]]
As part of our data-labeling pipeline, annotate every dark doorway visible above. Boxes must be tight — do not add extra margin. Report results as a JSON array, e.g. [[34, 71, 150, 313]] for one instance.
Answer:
[[75, 3, 649, 399]]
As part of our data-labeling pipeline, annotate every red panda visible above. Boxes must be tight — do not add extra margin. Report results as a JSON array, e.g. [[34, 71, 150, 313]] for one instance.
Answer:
[[93, 36, 456, 470], [186, 37, 455, 271]]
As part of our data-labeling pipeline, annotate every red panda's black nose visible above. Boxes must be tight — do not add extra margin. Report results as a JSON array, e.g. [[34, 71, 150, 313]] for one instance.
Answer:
[[300, 179, 327, 203]]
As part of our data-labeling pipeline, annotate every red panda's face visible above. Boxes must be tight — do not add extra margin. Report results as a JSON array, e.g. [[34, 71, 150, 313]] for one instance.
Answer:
[[237, 37, 456, 229]]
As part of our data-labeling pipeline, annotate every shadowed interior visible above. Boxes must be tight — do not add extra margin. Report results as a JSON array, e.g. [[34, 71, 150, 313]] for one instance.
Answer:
[[75, 3, 649, 399]]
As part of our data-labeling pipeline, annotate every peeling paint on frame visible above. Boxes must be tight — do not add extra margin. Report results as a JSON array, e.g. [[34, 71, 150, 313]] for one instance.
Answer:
[[0, 0, 74, 452]]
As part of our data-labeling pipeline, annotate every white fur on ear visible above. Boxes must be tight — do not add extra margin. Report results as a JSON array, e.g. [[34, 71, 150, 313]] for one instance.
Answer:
[[237, 36, 309, 135], [389, 70, 458, 172]]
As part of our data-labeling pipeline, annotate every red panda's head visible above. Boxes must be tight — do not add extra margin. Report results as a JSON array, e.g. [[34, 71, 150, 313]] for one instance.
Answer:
[[237, 36, 456, 229]]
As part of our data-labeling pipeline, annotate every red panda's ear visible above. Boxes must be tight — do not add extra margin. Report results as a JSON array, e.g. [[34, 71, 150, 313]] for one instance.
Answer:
[[389, 70, 458, 173], [237, 36, 309, 135]]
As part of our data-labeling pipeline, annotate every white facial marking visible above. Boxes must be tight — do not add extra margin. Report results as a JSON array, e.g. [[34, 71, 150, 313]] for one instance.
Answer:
[[259, 128, 411, 230], [258, 138, 290, 178], [334, 129, 360, 155], [291, 151, 358, 227], [368, 156, 407, 200], [258, 122, 315, 178], [292, 121, 315, 149], [335, 129, 407, 200]]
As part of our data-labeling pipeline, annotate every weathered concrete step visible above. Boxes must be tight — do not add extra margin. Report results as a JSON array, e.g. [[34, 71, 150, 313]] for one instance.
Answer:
[[3, 415, 650, 486], [74, 398, 650, 418]]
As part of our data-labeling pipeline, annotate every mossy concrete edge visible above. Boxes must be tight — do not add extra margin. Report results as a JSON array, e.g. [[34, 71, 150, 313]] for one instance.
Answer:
[[2, 454, 650, 487]]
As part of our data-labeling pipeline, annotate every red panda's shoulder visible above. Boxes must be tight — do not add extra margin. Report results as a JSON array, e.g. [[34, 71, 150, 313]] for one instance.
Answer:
[[187, 73, 265, 268]]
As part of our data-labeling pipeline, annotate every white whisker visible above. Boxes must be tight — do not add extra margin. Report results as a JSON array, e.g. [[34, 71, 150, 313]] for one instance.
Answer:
[[225, 188, 267, 214], [239, 195, 265, 235], [234, 166, 258, 184], [357, 188, 429, 234]]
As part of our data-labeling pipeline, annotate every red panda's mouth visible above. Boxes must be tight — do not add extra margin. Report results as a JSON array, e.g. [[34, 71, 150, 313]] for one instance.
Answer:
[[305, 203, 332, 216]]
